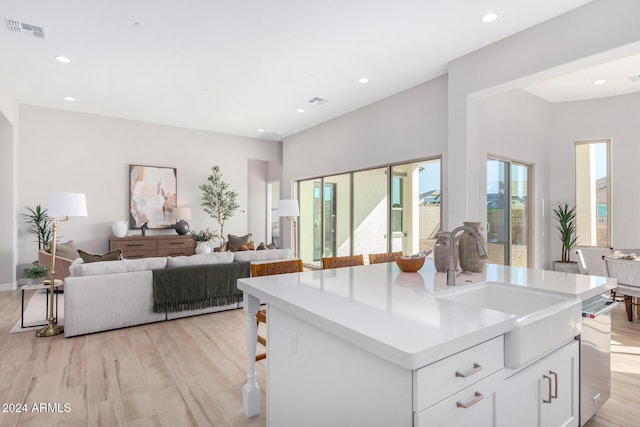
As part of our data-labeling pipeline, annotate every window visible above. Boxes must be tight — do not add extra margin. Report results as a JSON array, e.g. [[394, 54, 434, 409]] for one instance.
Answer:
[[575, 140, 610, 247], [297, 158, 441, 267]]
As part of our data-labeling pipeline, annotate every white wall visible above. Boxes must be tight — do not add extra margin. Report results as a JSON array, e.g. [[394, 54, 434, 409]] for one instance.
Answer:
[[283, 75, 448, 189], [0, 92, 19, 289], [17, 105, 281, 272], [549, 91, 640, 272], [476, 90, 551, 268], [248, 159, 268, 244]]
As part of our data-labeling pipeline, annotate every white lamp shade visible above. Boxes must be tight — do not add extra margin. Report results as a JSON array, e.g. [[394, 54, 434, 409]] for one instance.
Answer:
[[171, 207, 192, 220], [48, 192, 88, 217], [278, 199, 299, 217]]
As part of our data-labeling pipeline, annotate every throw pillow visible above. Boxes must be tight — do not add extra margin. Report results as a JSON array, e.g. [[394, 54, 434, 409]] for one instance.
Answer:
[[53, 240, 80, 260], [78, 249, 123, 263], [257, 242, 267, 250], [266, 242, 277, 250], [227, 233, 252, 252]]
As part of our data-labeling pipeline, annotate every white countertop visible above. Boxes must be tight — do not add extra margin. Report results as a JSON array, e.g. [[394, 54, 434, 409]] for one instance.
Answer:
[[237, 260, 615, 370]]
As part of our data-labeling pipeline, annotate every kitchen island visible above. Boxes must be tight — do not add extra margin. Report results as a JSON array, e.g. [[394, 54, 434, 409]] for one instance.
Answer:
[[237, 260, 615, 426]]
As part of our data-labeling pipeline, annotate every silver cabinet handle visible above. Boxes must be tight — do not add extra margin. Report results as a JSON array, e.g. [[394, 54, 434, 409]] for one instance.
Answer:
[[543, 374, 553, 404], [455, 363, 483, 378], [549, 371, 558, 399], [457, 391, 484, 409]]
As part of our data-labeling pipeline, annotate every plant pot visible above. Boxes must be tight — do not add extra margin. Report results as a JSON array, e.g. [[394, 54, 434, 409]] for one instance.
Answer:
[[552, 261, 580, 274], [195, 242, 212, 254]]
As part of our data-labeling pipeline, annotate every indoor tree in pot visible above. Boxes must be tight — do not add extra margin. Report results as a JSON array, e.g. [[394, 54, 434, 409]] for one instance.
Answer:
[[552, 202, 579, 273], [200, 165, 239, 247]]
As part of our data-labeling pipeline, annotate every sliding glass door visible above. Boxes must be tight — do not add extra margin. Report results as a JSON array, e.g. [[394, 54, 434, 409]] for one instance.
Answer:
[[352, 168, 387, 257], [298, 157, 441, 267], [390, 160, 441, 254], [486, 158, 531, 267]]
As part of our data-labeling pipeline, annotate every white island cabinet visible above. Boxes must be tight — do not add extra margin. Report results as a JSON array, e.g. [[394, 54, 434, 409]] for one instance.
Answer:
[[237, 261, 612, 426], [497, 340, 579, 427]]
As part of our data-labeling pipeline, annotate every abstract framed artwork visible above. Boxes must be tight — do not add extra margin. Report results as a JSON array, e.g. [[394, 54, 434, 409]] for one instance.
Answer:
[[129, 165, 177, 229]]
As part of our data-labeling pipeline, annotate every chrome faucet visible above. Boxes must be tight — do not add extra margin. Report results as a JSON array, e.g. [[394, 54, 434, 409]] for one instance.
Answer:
[[447, 225, 487, 286]]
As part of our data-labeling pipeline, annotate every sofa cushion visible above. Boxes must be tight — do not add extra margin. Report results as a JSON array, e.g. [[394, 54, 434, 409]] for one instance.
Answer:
[[233, 248, 291, 263], [227, 233, 252, 252], [53, 240, 80, 260], [123, 257, 167, 272], [166, 252, 234, 268], [79, 249, 123, 263], [72, 259, 129, 277]]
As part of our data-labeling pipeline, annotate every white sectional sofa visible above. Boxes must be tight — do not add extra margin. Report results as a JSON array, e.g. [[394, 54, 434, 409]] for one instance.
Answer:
[[63, 249, 291, 337]]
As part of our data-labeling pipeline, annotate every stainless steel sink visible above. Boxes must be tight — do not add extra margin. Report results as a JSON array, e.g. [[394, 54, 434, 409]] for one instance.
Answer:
[[438, 282, 581, 368]]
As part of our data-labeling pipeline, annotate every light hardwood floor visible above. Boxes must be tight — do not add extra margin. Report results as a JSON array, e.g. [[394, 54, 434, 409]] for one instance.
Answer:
[[0, 289, 638, 426]]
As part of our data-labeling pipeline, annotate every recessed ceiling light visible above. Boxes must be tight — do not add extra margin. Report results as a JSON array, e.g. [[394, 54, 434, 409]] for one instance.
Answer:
[[359, 77, 369, 84], [297, 109, 305, 113], [258, 129, 265, 132], [55, 56, 71, 63], [64, 96, 76, 102], [593, 79, 606, 85], [482, 13, 498, 23]]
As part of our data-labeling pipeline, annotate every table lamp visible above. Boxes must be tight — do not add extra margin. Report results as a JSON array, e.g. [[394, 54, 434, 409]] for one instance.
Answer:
[[278, 199, 299, 258], [36, 192, 87, 337]]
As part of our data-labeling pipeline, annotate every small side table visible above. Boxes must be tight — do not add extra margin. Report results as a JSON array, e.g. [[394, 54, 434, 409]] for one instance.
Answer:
[[20, 280, 63, 329]]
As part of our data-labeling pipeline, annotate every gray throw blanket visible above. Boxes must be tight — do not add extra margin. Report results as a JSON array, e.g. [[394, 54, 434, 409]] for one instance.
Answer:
[[152, 262, 250, 313]]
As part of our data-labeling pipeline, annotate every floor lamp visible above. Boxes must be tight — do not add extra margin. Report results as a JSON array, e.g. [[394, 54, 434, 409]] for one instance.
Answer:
[[36, 192, 87, 337], [278, 200, 299, 258]]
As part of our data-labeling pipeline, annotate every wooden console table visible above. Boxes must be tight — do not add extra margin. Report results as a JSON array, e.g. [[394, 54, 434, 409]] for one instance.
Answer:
[[109, 235, 195, 259]]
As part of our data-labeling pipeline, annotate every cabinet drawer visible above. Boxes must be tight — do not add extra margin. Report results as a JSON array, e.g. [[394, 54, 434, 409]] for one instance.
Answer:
[[414, 336, 503, 412], [111, 238, 157, 251], [157, 238, 194, 250], [414, 371, 502, 427]]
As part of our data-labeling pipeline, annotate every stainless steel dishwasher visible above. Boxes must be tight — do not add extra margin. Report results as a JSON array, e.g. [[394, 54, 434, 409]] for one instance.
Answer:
[[580, 294, 618, 426]]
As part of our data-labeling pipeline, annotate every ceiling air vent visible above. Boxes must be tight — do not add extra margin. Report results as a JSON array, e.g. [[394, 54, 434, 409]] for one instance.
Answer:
[[308, 97, 328, 106], [629, 75, 640, 83], [5, 18, 46, 39]]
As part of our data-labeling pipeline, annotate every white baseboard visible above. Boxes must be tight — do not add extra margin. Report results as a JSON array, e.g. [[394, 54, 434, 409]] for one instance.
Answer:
[[0, 283, 17, 291]]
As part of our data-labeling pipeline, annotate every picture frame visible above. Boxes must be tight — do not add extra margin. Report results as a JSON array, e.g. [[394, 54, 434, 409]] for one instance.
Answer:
[[129, 164, 177, 229]]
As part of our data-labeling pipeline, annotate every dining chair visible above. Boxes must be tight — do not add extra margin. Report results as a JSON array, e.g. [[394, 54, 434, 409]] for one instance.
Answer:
[[251, 259, 304, 361], [322, 254, 364, 269], [368, 251, 403, 265], [601, 255, 639, 321]]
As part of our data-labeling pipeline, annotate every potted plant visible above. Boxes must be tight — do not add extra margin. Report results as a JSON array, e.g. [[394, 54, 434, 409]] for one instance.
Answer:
[[190, 228, 216, 254], [200, 165, 239, 245], [22, 264, 50, 285], [22, 205, 53, 251], [552, 202, 579, 273]]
